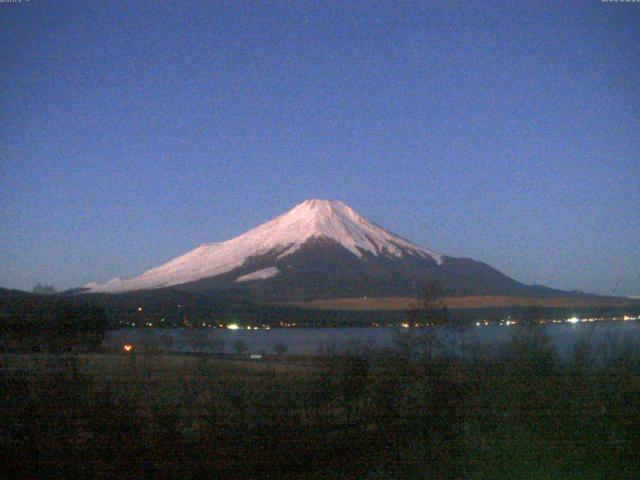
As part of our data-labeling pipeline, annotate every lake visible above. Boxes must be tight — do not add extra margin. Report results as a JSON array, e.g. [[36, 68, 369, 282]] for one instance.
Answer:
[[105, 320, 640, 360]]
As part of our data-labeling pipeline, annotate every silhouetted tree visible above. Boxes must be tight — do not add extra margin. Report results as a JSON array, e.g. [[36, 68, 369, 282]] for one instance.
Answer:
[[233, 339, 247, 355], [273, 342, 287, 356], [159, 330, 174, 352], [185, 327, 209, 353], [400, 282, 450, 360], [417, 282, 449, 327]]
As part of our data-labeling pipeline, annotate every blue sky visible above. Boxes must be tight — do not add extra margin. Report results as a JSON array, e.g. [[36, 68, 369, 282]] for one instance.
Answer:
[[1, 1, 638, 296]]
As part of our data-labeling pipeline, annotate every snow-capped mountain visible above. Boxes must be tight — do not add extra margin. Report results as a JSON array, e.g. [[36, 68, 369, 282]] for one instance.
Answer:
[[85, 199, 561, 301], [86, 199, 441, 293]]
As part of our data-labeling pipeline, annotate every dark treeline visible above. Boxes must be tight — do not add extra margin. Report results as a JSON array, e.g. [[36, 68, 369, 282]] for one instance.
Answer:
[[44, 289, 640, 328], [2, 325, 639, 479], [0, 292, 108, 353], [89, 303, 640, 328], [2, 287, 638, 332]]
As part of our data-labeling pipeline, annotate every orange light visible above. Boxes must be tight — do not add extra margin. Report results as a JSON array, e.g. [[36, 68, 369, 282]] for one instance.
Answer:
[[123, 344, 133, 352]]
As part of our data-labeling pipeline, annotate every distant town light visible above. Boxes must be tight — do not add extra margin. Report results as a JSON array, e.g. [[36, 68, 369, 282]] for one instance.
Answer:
[[123, 344, 134, 352], [567, 316, 579, 324], [227, 324, 240, 330]]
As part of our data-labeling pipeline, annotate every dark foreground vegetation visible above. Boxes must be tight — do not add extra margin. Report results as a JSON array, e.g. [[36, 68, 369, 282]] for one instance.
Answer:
[[1, 324, 639, 479], [0, 292, 108, 353]]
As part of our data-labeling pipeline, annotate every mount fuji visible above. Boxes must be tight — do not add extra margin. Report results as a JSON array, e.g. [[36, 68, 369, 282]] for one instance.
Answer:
[[84, 199, 567, 302]]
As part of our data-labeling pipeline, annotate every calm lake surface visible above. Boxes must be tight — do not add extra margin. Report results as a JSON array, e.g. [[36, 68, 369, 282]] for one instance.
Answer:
[[105, 321, 640, 359]]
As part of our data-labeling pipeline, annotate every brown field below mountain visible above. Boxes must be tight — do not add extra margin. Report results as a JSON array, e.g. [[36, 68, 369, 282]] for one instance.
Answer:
[[276, 295, 640, 311]]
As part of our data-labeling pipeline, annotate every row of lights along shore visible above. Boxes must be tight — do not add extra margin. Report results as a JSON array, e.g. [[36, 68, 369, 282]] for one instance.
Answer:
[[125, 305, 639, 329]]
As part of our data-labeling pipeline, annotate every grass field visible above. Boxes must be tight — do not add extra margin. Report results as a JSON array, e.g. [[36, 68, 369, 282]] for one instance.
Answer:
[[1, 352, 313, 378]]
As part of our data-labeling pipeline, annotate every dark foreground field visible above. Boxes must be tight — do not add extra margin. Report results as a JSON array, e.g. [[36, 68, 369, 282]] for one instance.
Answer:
[[1, 328, 640, 479]]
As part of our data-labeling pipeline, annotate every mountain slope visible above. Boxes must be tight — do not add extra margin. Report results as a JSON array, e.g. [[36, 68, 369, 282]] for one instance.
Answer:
[[85, 199, 574, 301]]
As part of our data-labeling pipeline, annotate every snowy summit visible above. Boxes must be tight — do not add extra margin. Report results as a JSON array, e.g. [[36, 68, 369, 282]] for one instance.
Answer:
[[86, 199, 443, 293]]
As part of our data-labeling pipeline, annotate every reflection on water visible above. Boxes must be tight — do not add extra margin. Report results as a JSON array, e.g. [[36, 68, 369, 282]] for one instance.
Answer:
[[104, 321, 640, 360]]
